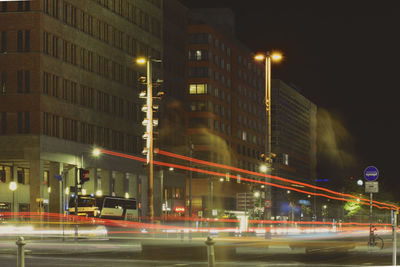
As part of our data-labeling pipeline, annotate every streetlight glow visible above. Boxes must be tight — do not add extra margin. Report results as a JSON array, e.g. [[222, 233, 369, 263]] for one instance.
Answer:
[[254, 191, 261, 198], [93, 148, 101, 157], [259, 164, 267, 173], [96, 190, 103, 197], [254, 54, 265, 61], [271, 52, 283, 62], [136, 58, 146, 64], [9, 181, 17, 191]]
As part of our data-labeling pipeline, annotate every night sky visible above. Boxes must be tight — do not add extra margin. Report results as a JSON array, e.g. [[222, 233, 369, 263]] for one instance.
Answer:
[[180, 1, 400, 199]]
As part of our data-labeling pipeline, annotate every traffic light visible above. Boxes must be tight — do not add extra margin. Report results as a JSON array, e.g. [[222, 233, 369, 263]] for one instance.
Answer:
[[79, 168, 90, 185]]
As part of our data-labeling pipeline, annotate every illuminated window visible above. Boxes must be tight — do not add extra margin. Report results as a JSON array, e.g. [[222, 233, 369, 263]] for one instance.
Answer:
[[283, 153, 289, 165], [189, 83, 208, 94]]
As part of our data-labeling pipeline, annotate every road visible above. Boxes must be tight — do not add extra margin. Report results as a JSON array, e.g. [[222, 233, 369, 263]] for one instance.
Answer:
[[0, 234, 398, 266]]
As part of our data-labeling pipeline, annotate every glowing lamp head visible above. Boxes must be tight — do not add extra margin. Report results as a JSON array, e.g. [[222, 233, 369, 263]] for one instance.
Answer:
[[136, 58, 146, 64], [125, 192, 130, 199], [271, 52, 283, 62], [9, 181, 17, 191], [93, 148, 101, 157], [259, 164, 267, 173], [96, 190, 103, 197], [254, 191, 261, 198], [254, 54, 265, 61]]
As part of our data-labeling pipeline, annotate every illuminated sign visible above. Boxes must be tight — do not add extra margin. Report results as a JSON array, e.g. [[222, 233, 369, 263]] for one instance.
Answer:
[[174, 206, 185, 213]]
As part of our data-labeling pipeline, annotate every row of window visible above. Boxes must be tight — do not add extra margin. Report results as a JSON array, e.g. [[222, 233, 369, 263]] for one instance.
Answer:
[[0, 70, 30, 94], [238, 84, 264, 105], [94, 0, 161, 37], [237, 114, 264, 133], [0, 112, 30, 134], [43, 71, 142, 122], [43, 0, 161, 39], [237, 98, 264, 119], [0, 165, 30, 184], [42, 31, 159, 86], [237, 68, 263, 90], [42, 112, 143, 154], [1, 1, 30, 12], [188, 84, 232, 104], [188, 33, 231, 58], [188, 50, 232, 73], [188, 100, 232, 119], [237, 129, 265, 147], [0, 30, 30, 53], [236, 144, 265, 161]]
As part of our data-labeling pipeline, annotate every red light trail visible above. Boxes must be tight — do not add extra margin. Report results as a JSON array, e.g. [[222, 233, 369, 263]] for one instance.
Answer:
[[100, 149, 398, 210]]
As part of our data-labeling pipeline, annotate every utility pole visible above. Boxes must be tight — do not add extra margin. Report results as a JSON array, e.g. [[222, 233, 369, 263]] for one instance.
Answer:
[[138, 57, 162, 221]]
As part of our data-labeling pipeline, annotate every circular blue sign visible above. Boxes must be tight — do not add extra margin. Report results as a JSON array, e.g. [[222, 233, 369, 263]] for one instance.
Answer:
[[364, 166, 379, 181]]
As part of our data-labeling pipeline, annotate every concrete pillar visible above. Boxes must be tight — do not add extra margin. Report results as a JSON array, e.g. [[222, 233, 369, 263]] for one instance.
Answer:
[[114, 172, 124, 197], [154, 170, 162, 218], [99, 169, 110, 196], [92, 168, 98, 192], [140, 174, 148, 217], [29, 159, 43, 213], [128, 173, 138, 199], [110, 171, 115, 196], [49, 162, 62, 213]]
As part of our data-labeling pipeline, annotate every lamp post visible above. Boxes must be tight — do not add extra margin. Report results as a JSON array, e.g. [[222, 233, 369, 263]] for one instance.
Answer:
[[255, 51, 283, 221], [9, 181, 17, 215], [137, 57, 162, 221]]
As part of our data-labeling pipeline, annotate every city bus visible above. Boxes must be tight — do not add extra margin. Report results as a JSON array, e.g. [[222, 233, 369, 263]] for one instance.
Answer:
[[68, 195, 138, 221]]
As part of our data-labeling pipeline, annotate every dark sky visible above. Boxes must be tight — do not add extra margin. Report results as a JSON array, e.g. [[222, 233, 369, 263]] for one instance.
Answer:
[[180, 1, 400, 199]]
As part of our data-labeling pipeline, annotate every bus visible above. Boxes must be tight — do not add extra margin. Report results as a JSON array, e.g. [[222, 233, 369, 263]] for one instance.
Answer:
[[68, 195, 138, 221]]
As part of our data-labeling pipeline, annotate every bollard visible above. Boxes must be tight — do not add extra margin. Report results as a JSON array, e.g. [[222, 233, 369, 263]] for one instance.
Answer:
[[16, 236, 26, 267], [204, 236, 216, 267]]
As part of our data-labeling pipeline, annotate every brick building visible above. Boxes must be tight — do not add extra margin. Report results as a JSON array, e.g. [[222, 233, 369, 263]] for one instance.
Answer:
[[0, 0, 187, 216]]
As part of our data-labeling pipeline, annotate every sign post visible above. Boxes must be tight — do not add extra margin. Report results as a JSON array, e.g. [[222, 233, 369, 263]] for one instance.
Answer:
[[364, 166, 379, 247]]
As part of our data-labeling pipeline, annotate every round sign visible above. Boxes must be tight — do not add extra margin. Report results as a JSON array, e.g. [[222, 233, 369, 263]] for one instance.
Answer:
[[264, 200, 272, 208], [364, 166, 379, 181]]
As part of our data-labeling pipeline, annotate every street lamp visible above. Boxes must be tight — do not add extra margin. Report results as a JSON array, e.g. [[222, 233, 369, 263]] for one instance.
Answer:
[[9, 181, 17, 214], [254, 51, 283, 220], [137, 56, 162, 220]]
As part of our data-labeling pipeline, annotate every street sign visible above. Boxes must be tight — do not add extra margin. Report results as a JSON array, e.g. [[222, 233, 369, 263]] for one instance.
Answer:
[[264, 200, 272, 208], [365, 181, 379, 193], [54, 174, 62, 181], [364, 166, 379, 181]]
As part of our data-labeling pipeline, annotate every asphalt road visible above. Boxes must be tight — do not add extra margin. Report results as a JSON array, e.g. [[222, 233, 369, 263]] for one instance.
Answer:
[[0, 236, 398, 266]]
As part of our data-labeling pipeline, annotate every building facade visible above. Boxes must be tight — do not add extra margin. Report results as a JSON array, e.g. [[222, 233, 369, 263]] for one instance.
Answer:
[[270, 80, 317, 220], [0, 0, 185, 217], [186, 9, 267, 216]]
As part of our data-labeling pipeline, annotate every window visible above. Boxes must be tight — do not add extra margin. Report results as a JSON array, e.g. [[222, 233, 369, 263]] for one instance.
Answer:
[[17, 31, 23, 52], [24, 30, 30, 51], [1, 112, 6, 134], [189, 50, 209, 61], [17, 71, 23, 93], [283, 153, 289, 165], [214, 104, 219, 114], [1, 31, 6, 52], [1, 71, 6, 94], [188, 67, 210, 78], [25, 70, 30, 93], [189, 101, 208, 112], [188, 33, 211, 44], [214, 120, 219, 130], [189, 84, 208, 94]]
